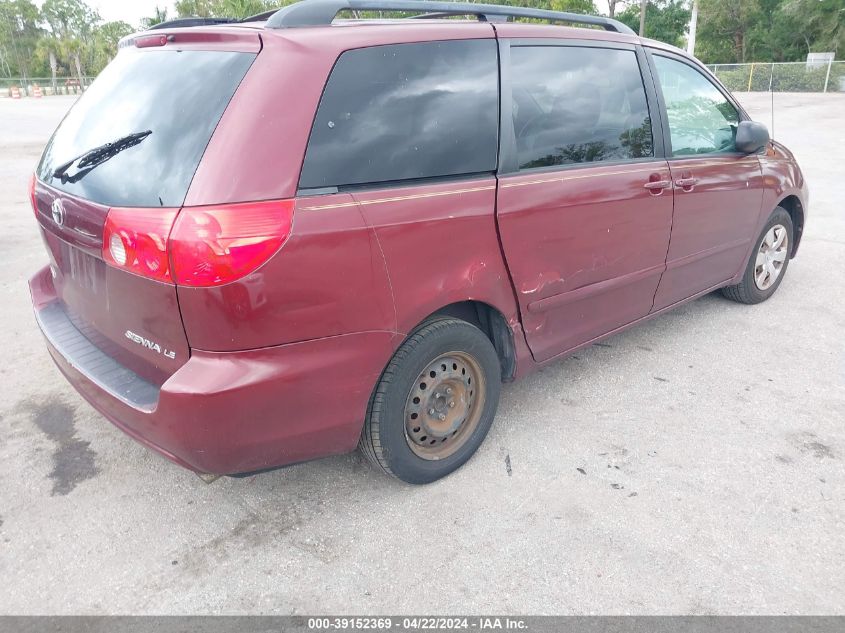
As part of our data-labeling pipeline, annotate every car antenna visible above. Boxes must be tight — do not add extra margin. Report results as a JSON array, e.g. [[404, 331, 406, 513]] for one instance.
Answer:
[[770, 81, 775, 140]]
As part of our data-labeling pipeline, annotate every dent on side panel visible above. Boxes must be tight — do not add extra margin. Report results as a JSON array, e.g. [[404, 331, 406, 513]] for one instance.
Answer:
[[351, 178, 521, 336], [497, 162, 674, 362], [177, 193, 396, 352]]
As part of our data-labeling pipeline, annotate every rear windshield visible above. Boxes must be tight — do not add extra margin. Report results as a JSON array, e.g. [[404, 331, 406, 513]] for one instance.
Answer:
[[37, 48, 254, 208]]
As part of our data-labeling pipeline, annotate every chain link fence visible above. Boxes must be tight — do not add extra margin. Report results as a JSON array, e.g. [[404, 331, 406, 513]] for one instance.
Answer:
[[3, 63, 844, 98], [1, 76, 95, 97], [707, 61, 845, 93]]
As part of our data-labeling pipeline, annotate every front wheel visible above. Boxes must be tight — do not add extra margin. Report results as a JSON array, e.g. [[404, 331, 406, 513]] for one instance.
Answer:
[[721, 207, 794, 304], [359, 318, 501, 484]]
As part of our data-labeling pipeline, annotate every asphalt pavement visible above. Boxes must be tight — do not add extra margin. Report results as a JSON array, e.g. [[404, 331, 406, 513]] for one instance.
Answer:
[[0, 92, 842, 614]]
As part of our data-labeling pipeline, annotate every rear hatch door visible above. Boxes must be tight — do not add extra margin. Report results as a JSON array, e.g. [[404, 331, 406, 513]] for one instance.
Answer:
[[33, 31, 259, 386]]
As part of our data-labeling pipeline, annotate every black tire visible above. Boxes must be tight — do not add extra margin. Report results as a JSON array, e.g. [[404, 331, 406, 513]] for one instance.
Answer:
[[359, 318, 501, 484], [721, 207, 794, 305]]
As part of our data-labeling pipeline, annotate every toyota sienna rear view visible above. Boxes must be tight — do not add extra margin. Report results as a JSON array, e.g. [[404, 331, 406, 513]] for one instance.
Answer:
[[28, 0, 807, 484]]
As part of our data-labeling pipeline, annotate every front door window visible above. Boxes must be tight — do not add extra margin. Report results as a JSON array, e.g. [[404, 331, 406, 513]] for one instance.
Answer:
[[652, 55, 740, 156]]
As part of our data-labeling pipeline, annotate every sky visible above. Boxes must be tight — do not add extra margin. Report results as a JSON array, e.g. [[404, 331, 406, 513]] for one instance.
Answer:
[[38, 0, 615, 29], [88, 1, 170, 27], [32, 0, 176, 29]]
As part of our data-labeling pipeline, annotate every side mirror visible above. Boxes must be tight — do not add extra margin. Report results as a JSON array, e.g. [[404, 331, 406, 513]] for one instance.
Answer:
[[735, 120, 770, 154]]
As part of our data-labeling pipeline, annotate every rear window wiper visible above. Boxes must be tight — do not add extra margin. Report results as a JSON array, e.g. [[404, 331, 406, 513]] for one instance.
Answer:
[[52, 130, 153, 183]]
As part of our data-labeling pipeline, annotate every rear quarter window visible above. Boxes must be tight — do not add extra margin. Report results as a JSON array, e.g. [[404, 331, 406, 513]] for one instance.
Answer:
[[37, 49, 254, 208], [299, 39, 499, 190]]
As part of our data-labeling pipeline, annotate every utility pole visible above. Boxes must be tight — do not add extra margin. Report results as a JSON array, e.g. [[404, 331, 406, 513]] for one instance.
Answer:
[[687, 0, 699, 56], [639, 0, 647, 37]]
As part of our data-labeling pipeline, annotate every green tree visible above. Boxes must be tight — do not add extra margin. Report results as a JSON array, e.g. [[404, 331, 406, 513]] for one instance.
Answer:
[[696, 0, 761, 63], [215, 0, 273, 18], [740, 0, 804, 62], [550, 0, 599, 13], [782, 0, 845, 56], [91, 20, 133, 72], [606, 0, 632, 18], [695, 0, 813, 63], [174, 0, 215, 17], [499, 0, 599, 14], [0, 0, 43, 82], [41, 0, 99, 86], [142, 5, 169, 27], [34, 33, 61, 92], [618, 0, 691, 47], [175, 0, 285, 19]]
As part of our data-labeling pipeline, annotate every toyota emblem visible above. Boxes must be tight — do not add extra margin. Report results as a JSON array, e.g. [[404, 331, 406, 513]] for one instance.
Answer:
[[51, 198, 65, 226]]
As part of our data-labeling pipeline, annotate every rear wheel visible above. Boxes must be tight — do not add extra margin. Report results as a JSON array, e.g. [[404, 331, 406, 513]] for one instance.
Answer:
[[721, 207, 793, 304], [359, 318, 501, 484]]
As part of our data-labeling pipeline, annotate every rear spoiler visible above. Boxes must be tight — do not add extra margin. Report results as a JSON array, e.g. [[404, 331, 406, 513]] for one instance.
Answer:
[[147, 17, 239, 30]]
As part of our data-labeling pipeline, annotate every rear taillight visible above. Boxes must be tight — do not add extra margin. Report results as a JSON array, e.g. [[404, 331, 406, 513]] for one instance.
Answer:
[[170, 199, 295, 287], [101, 199, 294, 287], [103, 207, 179, 283], [29, 173, 38, 216]]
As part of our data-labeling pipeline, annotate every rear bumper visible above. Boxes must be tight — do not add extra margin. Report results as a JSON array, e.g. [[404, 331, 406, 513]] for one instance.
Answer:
[[29, 265, 395, 475]]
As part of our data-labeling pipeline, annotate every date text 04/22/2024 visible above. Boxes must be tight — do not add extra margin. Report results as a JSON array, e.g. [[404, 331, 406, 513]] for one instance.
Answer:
[[307, 617, 528, 631]]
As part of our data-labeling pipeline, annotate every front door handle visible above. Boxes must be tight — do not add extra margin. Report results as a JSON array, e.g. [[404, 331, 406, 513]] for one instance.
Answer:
[[643, 180, 671, 190]]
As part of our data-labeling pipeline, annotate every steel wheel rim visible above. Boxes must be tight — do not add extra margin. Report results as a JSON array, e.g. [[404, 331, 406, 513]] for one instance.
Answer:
[[404, 350, 486, 461], [754, 224, 789, 291]]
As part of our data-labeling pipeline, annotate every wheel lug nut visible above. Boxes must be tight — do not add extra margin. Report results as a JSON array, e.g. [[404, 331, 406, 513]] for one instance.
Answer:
[[449, 401, 455, 408], [446, 387, 452, 394], [438, 414, 446, 421], [428, 408, 435, 415]]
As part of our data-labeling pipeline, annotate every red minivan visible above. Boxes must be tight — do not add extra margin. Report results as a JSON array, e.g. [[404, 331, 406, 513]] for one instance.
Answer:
[[28, 0, 807, 484]]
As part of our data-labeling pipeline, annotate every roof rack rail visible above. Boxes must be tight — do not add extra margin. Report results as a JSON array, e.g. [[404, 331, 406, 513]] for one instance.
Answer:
[[408, 11, 506, 21], [264, 0, 635, 34], [147, 17, 239, 30]]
